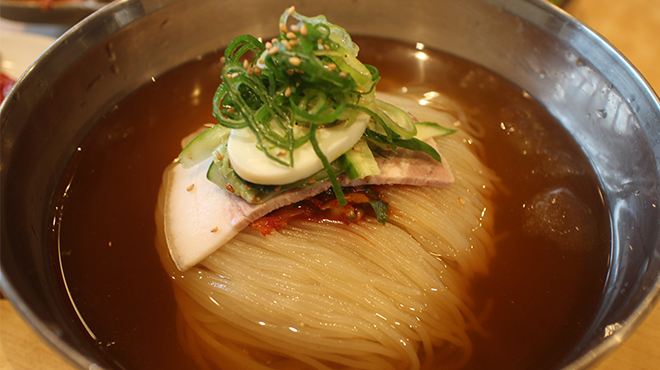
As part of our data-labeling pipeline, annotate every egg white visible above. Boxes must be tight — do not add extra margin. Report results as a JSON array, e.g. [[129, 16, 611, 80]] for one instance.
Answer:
[[227, 112, 370, 185]]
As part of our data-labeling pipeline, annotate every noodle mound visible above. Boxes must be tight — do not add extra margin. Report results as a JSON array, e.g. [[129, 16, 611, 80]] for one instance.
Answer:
[[156, 96, 497, 370]]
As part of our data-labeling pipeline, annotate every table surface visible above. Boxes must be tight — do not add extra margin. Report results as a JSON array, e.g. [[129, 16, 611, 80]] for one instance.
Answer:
[[1, 0, 660, 369]]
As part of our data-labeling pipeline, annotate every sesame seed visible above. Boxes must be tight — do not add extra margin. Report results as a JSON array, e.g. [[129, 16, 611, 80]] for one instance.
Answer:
[[173, 157, 181, 163], [278, 149, 287, 156], [289, 40, 299, 47], [288, 6, 295, 15], [282, 39, 292, 50], [243, 59, 249, 69], [271, 37, 279, 44], [284, 86, 292, 97], [290, 24, 300, 33], [352, 146, 362, 153], [211, 226, 219, 233], [317, 38, 323, 44], [220, 56, 226, 64], [289, 56, 301, 66], [323, 44, 330, 50], [226, 184, 235, 193], [226, 107, 235, 114], [258, 58, 265, 64], [327, 63, 337, 72], [279, 23, 288, 33], [301, 23, 308, 36], [265, 41, 272, 49], [231, 72, 240, 78], [339, 71, 347, 78], [286, 32, 297, 40], [458, 197, 466, 206], [267, 46, 280, 55], [186, 184, 195, 192], [247, 67, 253, 76], [307, 179, 317, 184], [254, 66, 262, 76], [216, 152, 224, 160], [274, 186, 282, 191]]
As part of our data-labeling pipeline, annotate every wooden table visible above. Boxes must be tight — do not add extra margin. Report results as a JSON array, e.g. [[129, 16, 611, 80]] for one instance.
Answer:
[[1, 0, 659, 368]]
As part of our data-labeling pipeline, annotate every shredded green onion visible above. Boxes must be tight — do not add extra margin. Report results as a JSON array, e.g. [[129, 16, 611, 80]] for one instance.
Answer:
[[203, 7, 448, 206], [309, 124, 346, 205]]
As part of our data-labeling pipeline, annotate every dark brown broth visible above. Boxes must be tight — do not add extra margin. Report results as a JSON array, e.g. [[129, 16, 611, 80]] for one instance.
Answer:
[[51, 37, 610, 370]]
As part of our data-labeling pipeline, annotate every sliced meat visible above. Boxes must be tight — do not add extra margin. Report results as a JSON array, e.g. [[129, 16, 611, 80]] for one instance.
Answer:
[[342, 139, 454, 187], [164, 141, 453, 271]]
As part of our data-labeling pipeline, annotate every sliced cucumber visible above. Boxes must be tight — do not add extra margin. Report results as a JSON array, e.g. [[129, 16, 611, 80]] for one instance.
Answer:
[[414, 122, 457, 141], [178, 124, 231, 168], [341, 139, 380, 180], [373, 99, 418, 139]]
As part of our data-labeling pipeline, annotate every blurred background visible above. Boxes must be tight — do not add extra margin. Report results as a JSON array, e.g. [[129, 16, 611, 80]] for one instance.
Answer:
[[1, 0, 659, 368]]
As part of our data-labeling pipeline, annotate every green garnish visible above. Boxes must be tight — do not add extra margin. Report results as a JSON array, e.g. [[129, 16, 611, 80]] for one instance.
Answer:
[[181, 7, 452, 206], [213, 10, 376, 170], [309, 124, 346, 205], [364, 186, 389, 225]]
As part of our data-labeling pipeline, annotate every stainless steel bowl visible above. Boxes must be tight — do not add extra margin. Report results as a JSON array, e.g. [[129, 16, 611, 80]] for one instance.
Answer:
[[2, 0, 659, 368]]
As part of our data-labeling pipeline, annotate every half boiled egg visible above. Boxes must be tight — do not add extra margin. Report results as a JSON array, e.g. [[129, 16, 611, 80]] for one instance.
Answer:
[[227, 111, 370, 185]]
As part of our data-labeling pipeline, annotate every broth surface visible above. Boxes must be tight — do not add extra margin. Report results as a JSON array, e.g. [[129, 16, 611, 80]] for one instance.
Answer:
[[51, 37, 610, 370]]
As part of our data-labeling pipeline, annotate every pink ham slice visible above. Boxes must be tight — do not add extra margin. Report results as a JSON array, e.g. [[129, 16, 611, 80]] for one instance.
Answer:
[[163, 140, 453, 271], [341, 141, 454, 187]]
